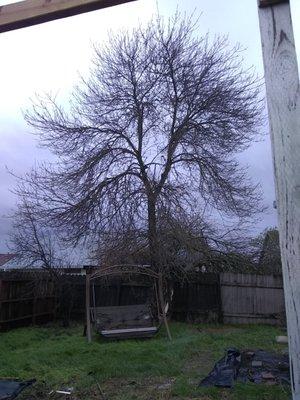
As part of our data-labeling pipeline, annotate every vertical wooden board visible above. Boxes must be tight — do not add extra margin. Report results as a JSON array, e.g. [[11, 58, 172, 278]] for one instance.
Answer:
[[220, 272, 285, 324], [85, 273, 91, 342], [258, 2, 300, 398]]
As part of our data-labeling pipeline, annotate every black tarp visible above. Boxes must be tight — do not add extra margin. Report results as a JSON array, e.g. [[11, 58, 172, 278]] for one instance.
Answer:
[[199, 349, 290, 388], [0, 380, 35, 400], [238, 350, 290, 385], [200, 348, 241, 388]]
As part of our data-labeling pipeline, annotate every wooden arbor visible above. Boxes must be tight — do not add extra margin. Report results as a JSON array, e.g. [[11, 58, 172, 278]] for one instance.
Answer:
[[0, 0, 136, 33], [85, 265, 161, 342]]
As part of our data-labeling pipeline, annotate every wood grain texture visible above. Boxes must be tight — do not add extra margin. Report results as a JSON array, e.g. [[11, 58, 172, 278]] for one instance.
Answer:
[[0, 0, 135, 33], [85, 273, 91, 342], [258, 3, 300, 398], [220, 273, 285, 325]]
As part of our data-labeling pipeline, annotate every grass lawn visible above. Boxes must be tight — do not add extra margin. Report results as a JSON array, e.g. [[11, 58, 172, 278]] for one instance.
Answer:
[[0, 322, 291, 399]]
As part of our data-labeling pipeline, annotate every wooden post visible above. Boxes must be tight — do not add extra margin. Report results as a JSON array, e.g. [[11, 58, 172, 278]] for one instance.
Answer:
[[85, 271, 92, 343], [0, 0, 136, 34], [32, 295, 37, 325], [158, 273, 172, 341], [258, 1, 300, 398], [0, 279, 2, 331]]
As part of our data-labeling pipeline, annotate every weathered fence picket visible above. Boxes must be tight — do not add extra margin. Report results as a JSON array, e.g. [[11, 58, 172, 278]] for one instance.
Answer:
[[220, 273, 285, 325], [0, 271, 56, 331]]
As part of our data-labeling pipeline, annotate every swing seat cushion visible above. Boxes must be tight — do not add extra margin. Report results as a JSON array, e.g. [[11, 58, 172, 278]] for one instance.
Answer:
[[101, 326, 158, 339], [93, 304, 158, 339]]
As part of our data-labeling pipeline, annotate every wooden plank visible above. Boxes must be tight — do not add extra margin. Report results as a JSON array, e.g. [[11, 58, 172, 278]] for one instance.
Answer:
[[220, 283, 283, 289], [220, 272, 283, 288], [258, 2, 300, 398], [101, 326, 158, 339], [220, 272, 285, 325], [85, 272, 91, 343], [0, 311, 54, 323], [0, 0, 136, 33], [101, 326, 157, 334], [223, 313, 282, 318], [0, 295, 56, 304], [259, 0, 289, 7]]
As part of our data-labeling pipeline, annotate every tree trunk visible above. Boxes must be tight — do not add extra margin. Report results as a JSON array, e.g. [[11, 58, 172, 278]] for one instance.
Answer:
[[147, 195, 158, 271], [147, 195, 172, 340]]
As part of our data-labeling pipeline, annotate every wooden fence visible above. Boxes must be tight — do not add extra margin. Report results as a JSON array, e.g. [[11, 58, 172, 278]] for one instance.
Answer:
[[220, 272, 285, 325], [69, 277, 152, 319], [172, 272, 285, 325], [0, 270, 287, 330], [172, 273, 221, 323], [0, 271, 56, 331]]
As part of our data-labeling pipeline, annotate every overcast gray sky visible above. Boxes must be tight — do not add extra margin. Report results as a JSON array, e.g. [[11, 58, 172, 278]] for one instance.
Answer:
[[1, 0, 300, 253]]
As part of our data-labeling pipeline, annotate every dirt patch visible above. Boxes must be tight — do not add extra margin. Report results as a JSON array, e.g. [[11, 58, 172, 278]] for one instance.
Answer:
[[99, 377, 176, 399], [183, 351, 214, 376], [17, 378, 178, 400]]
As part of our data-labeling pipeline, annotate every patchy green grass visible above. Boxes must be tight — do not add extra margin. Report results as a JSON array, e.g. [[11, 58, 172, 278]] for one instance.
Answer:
[[0, 322, 290, 399]]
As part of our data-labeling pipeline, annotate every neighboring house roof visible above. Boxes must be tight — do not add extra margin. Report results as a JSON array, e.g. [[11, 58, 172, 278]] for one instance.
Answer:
[[0, 253, 17, 267], [0, 257, 40, 271], [0, 245, 92, 271]]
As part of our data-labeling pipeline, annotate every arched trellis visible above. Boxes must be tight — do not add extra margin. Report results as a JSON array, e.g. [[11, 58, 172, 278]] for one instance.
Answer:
[[85, 264, 171, 342], [89, 264, 159, 280]]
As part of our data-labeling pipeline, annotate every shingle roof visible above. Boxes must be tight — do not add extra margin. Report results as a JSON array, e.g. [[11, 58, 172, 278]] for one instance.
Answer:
[[0, 253, 17, 267]]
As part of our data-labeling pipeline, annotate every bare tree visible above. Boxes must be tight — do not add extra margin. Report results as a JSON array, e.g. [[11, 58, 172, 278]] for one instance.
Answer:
[[253, 228, 282, 275], [9, 197, 81, 326], [9, 196, 60, 271], [15, 14, 264, 337]]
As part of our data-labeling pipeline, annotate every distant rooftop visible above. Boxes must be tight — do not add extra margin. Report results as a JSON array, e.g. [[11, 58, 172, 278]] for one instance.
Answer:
[[0, 253, 17, 267]]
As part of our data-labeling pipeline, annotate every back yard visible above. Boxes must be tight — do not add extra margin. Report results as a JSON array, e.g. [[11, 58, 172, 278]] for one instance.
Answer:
[[0, 323, 290, 400]]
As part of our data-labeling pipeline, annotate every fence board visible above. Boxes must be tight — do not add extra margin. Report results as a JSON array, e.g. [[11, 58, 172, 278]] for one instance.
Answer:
[[172, 273, 221, 323], [220, 273, 285, 325], [0, 271, 56, 331]]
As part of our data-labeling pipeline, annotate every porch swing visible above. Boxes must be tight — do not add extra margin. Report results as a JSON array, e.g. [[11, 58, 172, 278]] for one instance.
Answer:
[[86, 265, 162, 340]]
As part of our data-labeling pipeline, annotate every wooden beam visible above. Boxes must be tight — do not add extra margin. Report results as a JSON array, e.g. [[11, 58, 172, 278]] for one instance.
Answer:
[[0, 0, 136, 34], [85, 271, 92, 342], [259, 0, 289, 7], [258, 1, 300, 399]]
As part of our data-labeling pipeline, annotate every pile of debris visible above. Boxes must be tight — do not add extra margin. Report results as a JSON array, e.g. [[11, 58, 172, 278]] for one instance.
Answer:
[[200, 348, 289, 388]]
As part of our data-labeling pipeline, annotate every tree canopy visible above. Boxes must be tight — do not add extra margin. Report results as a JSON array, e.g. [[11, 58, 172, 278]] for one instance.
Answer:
[[14, 14, 264, 275]]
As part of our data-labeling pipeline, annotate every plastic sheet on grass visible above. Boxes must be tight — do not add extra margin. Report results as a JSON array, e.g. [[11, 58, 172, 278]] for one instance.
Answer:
[[199, 349, 289, 388], [0, 379, 35, 399]]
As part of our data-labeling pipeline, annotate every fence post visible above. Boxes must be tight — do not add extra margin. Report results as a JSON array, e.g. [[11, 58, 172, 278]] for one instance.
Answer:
[[32, 296, 37, 325], [85, 272, 92, 343], [0, 278, 2, 331], [257, 1, 300, 398]]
